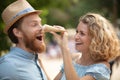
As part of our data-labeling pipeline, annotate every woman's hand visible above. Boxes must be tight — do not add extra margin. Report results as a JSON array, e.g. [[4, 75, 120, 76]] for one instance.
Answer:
[[50, 31, 68, 49]]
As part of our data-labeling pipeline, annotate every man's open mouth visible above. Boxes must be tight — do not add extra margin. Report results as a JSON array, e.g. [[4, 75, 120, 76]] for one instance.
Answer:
[[36, 36, 42, 41]]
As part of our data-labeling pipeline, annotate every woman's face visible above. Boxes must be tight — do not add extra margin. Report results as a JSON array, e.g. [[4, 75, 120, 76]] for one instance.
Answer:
[[75, 21, 91, 53]]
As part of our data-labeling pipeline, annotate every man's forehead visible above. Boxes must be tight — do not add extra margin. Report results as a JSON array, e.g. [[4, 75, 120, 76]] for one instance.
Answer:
[[23, 14, 41, 22]]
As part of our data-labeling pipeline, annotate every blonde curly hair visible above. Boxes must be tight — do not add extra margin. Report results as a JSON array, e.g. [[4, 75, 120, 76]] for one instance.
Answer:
[[79, 13, 120, 61]]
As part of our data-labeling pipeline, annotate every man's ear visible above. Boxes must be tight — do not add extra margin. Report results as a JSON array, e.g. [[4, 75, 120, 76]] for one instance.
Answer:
[[13, 28, 22, 38]]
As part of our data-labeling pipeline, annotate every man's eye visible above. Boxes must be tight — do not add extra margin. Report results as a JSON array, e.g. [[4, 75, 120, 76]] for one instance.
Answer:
[[32, 23, 37, 26]]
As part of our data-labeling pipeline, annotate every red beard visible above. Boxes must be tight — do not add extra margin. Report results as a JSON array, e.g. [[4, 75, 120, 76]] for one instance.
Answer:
[[23, 34, 46, 53]]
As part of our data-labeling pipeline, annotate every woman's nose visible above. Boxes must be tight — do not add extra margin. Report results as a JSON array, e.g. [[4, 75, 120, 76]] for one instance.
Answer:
[[75, 33, 80, 40]]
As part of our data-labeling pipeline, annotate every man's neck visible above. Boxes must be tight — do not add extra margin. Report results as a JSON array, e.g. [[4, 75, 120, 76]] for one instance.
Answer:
[[16, 44, 34, 53]]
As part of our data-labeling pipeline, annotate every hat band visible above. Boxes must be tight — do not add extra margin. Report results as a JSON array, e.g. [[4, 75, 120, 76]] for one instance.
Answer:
[[8, 7, 35, 24]]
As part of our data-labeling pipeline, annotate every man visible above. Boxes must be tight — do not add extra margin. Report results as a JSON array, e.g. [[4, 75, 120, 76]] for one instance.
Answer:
[[0, 0, 65, 80]]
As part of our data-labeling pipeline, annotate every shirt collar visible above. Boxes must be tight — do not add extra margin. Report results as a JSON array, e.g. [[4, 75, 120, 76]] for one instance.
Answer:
[[10, 47, 37, 60]]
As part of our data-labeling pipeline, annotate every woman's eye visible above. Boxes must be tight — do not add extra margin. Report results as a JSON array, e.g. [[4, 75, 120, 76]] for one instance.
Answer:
[[76, 30, 78, 33], [80, 32, 85, 36]]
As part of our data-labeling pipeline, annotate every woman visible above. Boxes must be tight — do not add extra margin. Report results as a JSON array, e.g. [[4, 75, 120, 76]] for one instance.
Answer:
[[51, 13, 120, 80]]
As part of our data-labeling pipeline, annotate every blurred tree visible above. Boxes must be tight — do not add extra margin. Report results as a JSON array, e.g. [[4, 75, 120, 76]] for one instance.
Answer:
[[46, 0, 120, 28], [0, 0, 15, 55]]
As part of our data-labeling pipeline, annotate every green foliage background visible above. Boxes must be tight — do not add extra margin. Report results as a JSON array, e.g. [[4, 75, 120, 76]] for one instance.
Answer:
[[0, 0, 120, 55]]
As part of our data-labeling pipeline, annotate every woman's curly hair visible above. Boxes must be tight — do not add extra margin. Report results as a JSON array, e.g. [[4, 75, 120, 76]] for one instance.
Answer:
[[79, 13, 120, 62]]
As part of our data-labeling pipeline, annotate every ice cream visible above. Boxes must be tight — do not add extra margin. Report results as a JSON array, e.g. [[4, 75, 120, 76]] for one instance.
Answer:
[[42, 24, 65, 32]]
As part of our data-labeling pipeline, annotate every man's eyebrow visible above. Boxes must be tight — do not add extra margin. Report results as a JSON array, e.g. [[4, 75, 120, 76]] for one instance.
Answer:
[[30, 19, 41, 23]]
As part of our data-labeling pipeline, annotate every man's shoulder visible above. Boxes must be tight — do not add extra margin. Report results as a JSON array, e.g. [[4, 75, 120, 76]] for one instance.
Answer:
[[0, 55, 18, 79], [0, 55, 17, 68], [0, 53, 18, 70]]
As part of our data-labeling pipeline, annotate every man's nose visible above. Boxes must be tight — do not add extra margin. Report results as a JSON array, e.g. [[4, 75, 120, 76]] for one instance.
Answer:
[[40, 26, 45, 33]]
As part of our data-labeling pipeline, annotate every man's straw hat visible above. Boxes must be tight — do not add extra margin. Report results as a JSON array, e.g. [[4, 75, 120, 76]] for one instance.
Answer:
[[2, 0, 41, 34]]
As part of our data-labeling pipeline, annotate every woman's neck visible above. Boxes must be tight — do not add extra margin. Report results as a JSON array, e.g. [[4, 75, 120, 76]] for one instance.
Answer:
[[76, 52, 95, 66], [76, 52, 110, 68]]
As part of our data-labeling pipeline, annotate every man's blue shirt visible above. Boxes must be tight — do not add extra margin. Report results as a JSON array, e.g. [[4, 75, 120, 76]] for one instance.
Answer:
[[0, 47, 47, 80]]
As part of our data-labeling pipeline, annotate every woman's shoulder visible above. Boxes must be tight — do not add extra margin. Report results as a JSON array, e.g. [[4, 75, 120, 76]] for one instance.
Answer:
[[86, 61, 110, 72], [83, 62, 110, 80], [73, 61, 110, 74], [74, 61, 110, 68], [72, 61, 111, 80], [89, 63, 110, 71], [86, 62, 111, 80]]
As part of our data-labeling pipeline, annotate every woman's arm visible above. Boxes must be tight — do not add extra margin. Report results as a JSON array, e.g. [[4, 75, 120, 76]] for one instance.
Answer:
[[38, 58, 51, 80], [61, 33, 80, 80], [54, 71, 63, 80]]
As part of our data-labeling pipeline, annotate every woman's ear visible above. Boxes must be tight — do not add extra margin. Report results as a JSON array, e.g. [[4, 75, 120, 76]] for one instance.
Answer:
[[13, 28, 22, 38]]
